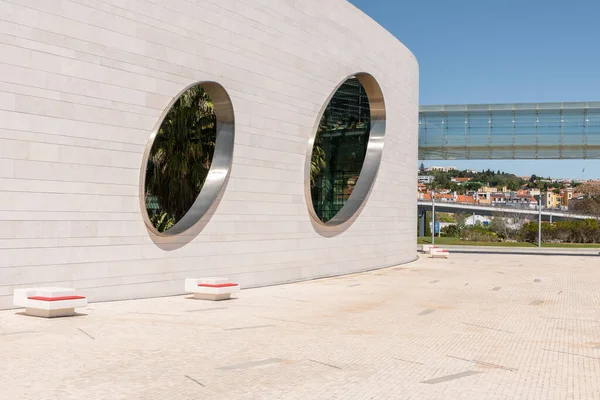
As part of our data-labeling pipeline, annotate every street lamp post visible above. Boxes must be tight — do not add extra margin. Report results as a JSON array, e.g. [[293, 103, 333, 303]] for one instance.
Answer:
[[538, 198, 542, 247], [431, 192, 435, 245]]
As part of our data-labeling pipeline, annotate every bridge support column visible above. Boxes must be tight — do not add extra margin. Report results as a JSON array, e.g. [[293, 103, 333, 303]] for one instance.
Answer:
[[418, 210, 426, 237]]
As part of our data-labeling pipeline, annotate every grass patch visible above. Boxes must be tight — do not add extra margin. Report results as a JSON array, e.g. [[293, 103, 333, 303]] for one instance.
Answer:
[[417, 237, 600, 248]]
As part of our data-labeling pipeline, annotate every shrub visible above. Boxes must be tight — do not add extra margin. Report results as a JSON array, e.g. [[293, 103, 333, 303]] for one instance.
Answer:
[[441, 224, 458, 237], [520, 219, 600, 243], [460, 226, 500, 242], [519, 222, 539, 243]]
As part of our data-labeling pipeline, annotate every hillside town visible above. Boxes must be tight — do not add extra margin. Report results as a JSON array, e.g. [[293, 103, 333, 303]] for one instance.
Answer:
[[418, 165, 596, 211]]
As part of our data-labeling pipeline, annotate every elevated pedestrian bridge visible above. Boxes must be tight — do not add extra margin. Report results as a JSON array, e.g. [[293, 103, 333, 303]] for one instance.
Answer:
[[419, 102, 600, 159]]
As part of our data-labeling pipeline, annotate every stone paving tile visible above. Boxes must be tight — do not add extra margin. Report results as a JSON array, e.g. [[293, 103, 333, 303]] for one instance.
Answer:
[[1, 253, 600, 399]]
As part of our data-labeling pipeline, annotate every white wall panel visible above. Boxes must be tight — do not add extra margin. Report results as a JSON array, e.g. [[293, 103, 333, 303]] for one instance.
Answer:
[[0, 0, 418, 309]]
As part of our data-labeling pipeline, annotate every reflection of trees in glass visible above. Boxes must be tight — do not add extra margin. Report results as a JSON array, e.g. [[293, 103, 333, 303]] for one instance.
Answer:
[[310, 113, 327, 188], [310, 78, 371, 222], [145, 86, 216, 232]]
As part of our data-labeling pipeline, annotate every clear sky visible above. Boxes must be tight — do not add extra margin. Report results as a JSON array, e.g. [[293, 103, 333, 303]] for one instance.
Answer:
[[348, 0, 600, 180]]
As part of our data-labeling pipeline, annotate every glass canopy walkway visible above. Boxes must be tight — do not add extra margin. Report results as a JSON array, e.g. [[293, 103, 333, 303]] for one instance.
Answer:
[[419, 102, 600, 159]]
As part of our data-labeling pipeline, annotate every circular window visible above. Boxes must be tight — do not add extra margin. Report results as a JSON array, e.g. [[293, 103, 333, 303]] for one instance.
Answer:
[[306, 73, 386, 227], [140, 82, 234, 236]]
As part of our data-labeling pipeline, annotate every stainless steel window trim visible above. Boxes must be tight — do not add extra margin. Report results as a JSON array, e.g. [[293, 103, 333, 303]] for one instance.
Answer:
[[304, 72, 386, 231], [139, 81, 235, 237]]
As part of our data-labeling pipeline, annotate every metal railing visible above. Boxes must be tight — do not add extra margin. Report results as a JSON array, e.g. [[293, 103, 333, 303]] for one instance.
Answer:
[[417, 199, 598, 220]]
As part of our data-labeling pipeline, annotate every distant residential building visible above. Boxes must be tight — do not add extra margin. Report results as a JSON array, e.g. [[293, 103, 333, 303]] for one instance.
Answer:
[[542, 191, 561, 209], [477, 192, 492, 205], [426, 166, 456, 172], [451, 177, 472, 184], [440, 193, 455, 202], [419, 192, 455, 202], [464, 215, 491, 227], [420, 193, 432, 201], [480, 186, 498, 193], [560, 187, 574, 207], [491, 193, 507, 205], [418, 175, 435, 184], [456, 194, 477, 204], [491, 192, 538, 209]]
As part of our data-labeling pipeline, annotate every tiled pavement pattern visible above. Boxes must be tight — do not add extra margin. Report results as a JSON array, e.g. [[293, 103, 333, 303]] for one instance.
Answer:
[[2, 253, 600, 399]]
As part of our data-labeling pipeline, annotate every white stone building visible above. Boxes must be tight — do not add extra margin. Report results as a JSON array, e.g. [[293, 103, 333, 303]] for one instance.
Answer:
[[0, 0, 418, 309]]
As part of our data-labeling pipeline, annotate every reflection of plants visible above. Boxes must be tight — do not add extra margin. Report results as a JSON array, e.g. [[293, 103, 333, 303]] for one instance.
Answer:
[[310, 78, 371, 223], [345, 175, 359, 196], [150, 211, 175, 233], [145, 86, 216, 232], [310, 111, 328, 187]]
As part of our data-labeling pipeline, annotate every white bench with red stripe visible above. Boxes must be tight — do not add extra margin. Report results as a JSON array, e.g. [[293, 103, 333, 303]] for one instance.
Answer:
[[185, 277, 240, 301], [422, 244, 438, 254], [13, 287, 87, 318], [430, 248, 450, 259]]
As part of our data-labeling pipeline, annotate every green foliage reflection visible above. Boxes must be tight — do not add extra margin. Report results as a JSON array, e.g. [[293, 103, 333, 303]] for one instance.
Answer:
[[145, 86, 216, 233], [310, 78, 371, 222]]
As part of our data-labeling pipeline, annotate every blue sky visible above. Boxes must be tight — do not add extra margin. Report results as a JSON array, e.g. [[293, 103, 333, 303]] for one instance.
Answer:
[[348, 0, 600, 180]]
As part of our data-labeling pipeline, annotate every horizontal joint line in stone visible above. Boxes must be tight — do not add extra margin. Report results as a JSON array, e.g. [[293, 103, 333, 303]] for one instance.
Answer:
[[218, 358, 282, 370], [223, 324, 274, 331], [307, 359, 342, 370]]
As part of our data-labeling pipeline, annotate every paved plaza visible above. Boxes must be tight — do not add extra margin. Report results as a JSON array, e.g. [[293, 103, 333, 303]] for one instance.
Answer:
[[2, 252, 600, 400]]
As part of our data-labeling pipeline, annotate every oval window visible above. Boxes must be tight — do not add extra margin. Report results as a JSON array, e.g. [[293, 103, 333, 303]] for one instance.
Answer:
[[141, 82, 234, 236], [307, 73, 386, 226]]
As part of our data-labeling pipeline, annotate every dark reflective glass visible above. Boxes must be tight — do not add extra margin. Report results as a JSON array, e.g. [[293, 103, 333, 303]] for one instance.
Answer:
[[144, 86, 216, 233], [310, 78, 371, 223]]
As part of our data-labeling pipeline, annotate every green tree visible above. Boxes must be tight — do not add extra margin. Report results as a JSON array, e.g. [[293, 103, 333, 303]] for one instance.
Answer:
[[530, 174, 538, 183], [455, 212, 469, 236], [519, 222, 539, 243], [438, 212, 456, 223], [448, 182, 461, 194], [489, 214, 512, 240], [431, 171, 451, 189], [145, 86, 216, 232], [425, 211, 432, 237], [464, 182, 482, 192]]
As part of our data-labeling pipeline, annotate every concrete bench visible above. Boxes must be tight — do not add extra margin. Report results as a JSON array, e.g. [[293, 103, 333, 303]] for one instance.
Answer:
[[185, 277, 240, 301], [430, 248, 449, 259], [13, 287, 87, 318], [422, 244, 438, 254]]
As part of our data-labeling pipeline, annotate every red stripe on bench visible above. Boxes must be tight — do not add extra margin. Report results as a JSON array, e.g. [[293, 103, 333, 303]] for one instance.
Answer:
[[28, 296, 86, 302], [197, 283, 238, 288]]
